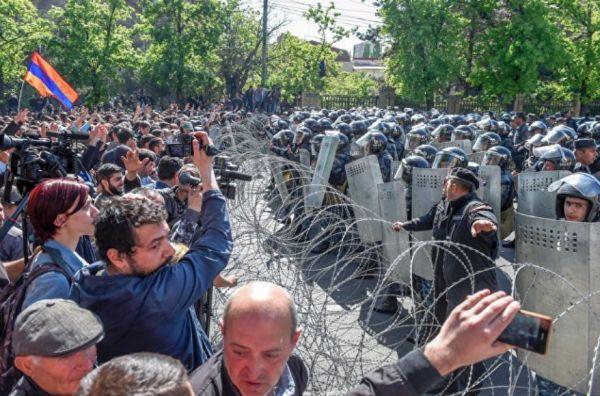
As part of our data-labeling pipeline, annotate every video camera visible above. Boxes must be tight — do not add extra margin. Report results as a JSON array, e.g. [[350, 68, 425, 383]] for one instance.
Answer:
[[0, 131, 88, 200]]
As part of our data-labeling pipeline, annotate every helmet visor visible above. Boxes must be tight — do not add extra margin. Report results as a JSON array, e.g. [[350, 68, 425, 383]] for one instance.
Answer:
[[482, 151, 503, 166], [405, 134, 423, 150], [473, 136, 491, 152], [433, 152, 461, 169]]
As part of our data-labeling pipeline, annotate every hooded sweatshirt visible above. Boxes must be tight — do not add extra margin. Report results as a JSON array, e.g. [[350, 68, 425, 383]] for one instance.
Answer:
[[70, 190, 232, 371]]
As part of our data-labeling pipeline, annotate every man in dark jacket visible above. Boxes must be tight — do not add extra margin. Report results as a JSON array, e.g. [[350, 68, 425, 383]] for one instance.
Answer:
[[71, 135, 233, 372], [392, 167, 499, 394], [191, 281, 308, 396]]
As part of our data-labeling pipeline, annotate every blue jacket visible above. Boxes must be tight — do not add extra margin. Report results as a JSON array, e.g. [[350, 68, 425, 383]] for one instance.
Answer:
[[70, 190, 232, 371]]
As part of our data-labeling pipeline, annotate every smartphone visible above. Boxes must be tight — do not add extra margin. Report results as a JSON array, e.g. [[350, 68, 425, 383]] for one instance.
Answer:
[[497, 310, 552, 354], [79, 122, 91, 134]]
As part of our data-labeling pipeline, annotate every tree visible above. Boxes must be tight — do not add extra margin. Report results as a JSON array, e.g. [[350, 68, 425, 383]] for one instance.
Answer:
[[469, 0, 565, 101], [217, 0, 284, 98], [47, 0, 137, 105], [325, 72, 379, 97], [304, 2, 349, 48], [267, 33, 339, 102], [378, 0, 466, 107], [547, 0, 600, 104], [139, 0, 226, 102], [0, 0, 49, 102]]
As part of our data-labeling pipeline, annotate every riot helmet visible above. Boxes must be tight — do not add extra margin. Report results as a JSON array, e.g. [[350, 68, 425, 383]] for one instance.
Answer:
[[337, 114, 352, 124], [301, 118, 319, 133], [475, 117, 498, 132], [533, 144, 576, 171], [542, 125, 577, 147], [496, 121, 511, 137], [591, 122, 600, 144], [411, 114, 426, 125], [432, 147, 469, 169], [528, 120, 548, 136], [318, 118, 333, 131], [473, 132, 502, 152], [367, 131, 388, 155], [431, 124, 454, 143], [413, 144, 439, 166], [482, 146, 513, 170], [577, 121, 595, 138], [350, 120, 368, 138], [549, 173, 600, 222], [452, 125, 476, 141], [295, 126, 312, 145], [275, 119, 289, 132], [396, 113, 410, 126], [336, 133, 350, 153], [394, 155, 430, 184], [335, 122, 352, 138], [405, 127, 429, 151]]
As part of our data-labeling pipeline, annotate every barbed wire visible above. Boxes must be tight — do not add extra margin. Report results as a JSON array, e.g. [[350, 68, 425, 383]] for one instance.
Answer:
[[203, 117, 597, 395]]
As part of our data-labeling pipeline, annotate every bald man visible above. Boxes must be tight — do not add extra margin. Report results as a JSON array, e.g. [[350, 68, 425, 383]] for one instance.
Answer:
[[191, 281, 308, 396]]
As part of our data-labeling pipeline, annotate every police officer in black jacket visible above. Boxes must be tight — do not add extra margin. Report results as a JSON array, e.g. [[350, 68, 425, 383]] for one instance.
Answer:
[[392, 168, 499, 394]]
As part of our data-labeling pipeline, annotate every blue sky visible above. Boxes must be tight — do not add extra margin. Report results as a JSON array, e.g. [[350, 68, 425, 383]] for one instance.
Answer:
[[242, 0, 382, 55]]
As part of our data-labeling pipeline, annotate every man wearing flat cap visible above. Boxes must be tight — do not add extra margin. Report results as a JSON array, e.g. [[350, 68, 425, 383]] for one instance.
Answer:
[[10, 299, 103, 396], [573, 138, 600, 179], [392, 167, 498, 394]]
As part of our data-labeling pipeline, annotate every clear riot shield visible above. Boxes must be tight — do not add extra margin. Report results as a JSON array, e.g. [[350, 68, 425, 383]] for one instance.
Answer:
[[346, 155, 384, 242], [297, 148, 312, 199], [391, 161, 401, 180], [468, 151, 486, 165], [515, 212, 600, 393], [304, 135, 338, 209], [517, 171, 571, 218], [477, 165, 501, 222], [378, 181, 410, 283], [410, 168, 448, 280], [435, 139, 473, 154]]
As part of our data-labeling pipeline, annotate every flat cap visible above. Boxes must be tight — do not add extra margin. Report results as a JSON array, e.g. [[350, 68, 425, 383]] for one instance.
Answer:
[[13, 299, 104, 357], [447, 167, 480, 191], [574, 138, 597, 150]]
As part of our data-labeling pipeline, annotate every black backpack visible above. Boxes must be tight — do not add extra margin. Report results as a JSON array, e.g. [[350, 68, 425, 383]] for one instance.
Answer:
[[0, 253, 71, 394]]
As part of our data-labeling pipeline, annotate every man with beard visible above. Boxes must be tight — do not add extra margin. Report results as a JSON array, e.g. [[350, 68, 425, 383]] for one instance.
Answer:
[[93, 150, 147, 209], [71, 134, 232, 371]]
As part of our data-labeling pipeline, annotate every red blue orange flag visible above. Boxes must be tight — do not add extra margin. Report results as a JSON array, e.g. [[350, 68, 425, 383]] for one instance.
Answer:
[[23, 52, 79, 110]]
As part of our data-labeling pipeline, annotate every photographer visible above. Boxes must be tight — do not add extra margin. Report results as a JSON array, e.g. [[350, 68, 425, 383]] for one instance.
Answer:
[[71, 133, 233, 371]]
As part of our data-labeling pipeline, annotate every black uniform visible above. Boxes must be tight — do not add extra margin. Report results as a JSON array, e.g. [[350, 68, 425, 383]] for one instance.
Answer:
[[402, 192, 499, 324]]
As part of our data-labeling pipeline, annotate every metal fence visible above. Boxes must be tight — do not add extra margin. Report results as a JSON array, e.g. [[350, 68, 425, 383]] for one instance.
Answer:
[[459, 97, 510, 114], [522, 100, 572, 116], [320, 95, 379, 109]]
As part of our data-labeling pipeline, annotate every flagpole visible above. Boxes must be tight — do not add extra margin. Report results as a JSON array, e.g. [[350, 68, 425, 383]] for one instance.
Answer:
[[16, 79, 25, 113]]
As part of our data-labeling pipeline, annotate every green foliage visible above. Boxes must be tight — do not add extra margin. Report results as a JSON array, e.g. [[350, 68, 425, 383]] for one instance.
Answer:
[[139, 0, 226, 102], [0, 0, 49, 100], [469, 0, 566, 100], [46, 0, 136, 104], [325, 72, 379, 97], [379, 0, 466, 106], [303, 2, 349, 46], [267, 33, 339, 102]]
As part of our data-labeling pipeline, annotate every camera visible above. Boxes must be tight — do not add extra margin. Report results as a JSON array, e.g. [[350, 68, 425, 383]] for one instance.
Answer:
[[213, 156, 252, 200], [0, 132, 87, 199], [166, 133, 219, 158]]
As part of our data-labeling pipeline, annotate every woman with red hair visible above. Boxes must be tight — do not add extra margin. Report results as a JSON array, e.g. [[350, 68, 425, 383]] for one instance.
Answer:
[[21, 178, 99, 309]]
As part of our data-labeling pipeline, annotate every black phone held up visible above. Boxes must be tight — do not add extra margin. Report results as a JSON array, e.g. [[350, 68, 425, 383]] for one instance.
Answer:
[[497, 309, 552, 354]]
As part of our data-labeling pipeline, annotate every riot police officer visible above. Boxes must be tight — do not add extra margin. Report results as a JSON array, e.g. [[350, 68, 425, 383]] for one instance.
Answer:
[[533, 145, 576, 172], [472, 132, 502, 153], [431, 124, 454, 144], [550, 173, 600, 222], [391, 167, 498, 394], [394, 155, 430, 220], [367, 131, 393, 182], [404, 126, 429, 153], [269, 129, 296, 160], [432, 147, 469, 169], [329, 133, 351, 189], [483, 146, 516, 240]]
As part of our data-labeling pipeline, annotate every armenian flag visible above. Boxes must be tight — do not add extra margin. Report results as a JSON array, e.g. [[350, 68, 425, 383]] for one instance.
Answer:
[[23, 52, 79, 110]]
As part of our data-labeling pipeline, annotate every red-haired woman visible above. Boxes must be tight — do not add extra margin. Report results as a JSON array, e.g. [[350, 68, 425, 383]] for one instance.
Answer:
[[21, 178, 99, 309]]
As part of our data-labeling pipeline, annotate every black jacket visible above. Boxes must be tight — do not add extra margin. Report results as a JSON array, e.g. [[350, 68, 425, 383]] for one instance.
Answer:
[[403, 192, 499, 311], [346, 349, 443, 396], [190, 350, 308, 396], [9, 376, 53, 396]]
